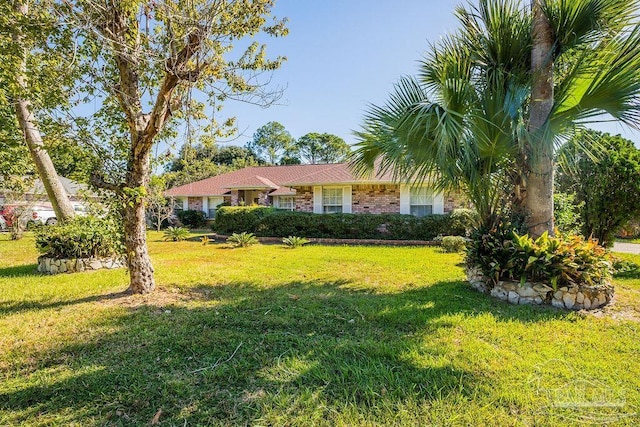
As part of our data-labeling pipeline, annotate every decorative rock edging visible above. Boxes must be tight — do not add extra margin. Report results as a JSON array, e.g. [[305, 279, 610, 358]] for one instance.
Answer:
[[466, 267, 614, 310], [37, 256, 125, 275]]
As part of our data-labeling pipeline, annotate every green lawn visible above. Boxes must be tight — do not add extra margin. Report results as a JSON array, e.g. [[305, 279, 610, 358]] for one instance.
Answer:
[[1, 232, 639, 426], [618, 237, 640, 244]]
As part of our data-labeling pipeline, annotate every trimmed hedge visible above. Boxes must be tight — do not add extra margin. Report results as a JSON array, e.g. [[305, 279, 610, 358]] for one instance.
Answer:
[[214, 206, 465, 240], [177, 209, 207, 228]]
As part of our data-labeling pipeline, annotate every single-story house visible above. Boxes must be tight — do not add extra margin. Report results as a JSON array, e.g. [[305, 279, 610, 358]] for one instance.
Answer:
[[165, 163, 464, 219]]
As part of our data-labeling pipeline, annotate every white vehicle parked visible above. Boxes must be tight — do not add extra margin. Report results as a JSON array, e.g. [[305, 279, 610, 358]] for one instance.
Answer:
[[31, 203, 88, 226]]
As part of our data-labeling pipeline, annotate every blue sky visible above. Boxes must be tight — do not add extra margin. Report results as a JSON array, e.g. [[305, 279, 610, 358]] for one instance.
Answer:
[[204, 0, 640, 148]]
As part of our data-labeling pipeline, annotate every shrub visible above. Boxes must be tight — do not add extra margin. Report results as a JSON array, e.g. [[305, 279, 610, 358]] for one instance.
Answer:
[[557, 131, 640, 247], [441, 236, 466, 253], [214, 206, 463, 240], [467, 222, 611, 289], [177, 209, 207, 229], [227, 232, 259, 248], [448, 209, 478, 236], [214, 206, 273, 234], [553, 192, 583, 235], [282, 236, 310, 248], [611, 256, 640, 278], [163, 227, 190, 242], [35, 216, 124, 259]]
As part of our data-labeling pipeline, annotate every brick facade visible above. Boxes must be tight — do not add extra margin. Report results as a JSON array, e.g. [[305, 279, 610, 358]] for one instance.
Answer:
[[187, 197, 203, 213], [294, 186, 314, 213], [444, 190, 469, 213], [230, 190, 239, 206], [223, 184, 465, 214], [352, 184, 400, 214], [257, 191, 270, 206]]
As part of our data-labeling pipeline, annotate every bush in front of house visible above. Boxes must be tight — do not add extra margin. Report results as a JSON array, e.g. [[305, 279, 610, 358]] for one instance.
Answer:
[[35, 216, 124, 259], [213, 206, 464, 240], [214, 206, 274, 234], [448, 208, 478, 236], [177, 209, 207, 229]]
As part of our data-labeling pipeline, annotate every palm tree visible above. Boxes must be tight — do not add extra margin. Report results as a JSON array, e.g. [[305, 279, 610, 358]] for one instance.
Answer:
[[351, 0, 640, 237]]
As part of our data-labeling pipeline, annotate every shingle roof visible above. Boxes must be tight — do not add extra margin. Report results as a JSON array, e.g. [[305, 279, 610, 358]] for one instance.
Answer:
[[165, 163, 395, 197], [225, 175, 279, 189]]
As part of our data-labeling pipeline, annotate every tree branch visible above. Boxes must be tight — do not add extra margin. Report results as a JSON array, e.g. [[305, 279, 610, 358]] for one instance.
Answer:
[[90, 173, 123, 194]]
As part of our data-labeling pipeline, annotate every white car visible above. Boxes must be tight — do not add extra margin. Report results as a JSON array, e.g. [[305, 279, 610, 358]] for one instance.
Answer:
[[31, 203, 88, 226], [0, 214, 6, 231]]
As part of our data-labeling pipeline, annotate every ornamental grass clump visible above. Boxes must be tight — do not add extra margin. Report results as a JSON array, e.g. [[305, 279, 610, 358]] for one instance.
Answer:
[[467, 221, 611, 290]]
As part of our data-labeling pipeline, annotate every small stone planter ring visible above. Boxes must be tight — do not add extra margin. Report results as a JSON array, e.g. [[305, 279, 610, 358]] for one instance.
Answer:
[[37, 256, 125, 275], [466, 267, 614, 311]]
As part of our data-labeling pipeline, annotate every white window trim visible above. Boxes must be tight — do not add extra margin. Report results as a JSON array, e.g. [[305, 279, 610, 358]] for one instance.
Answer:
[[322, 186, 344, 214], [202, 197, 209, 217], [313, 185, 352, 214], [400, 185, 444, 215], [276, 195, 295, 211]]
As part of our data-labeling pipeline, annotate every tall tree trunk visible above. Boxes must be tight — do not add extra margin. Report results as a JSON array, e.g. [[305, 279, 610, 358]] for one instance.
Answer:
[[12, 0, 75, 223], [526, 0, 555, 238], [123, 141, 155, 294]]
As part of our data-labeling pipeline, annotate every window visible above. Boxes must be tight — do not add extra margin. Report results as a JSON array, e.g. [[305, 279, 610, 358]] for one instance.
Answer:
[[174, 198, 184, 214], [410, 187, 433, 217], [277, 196, 295, 211], [323, 187, 343, 213]]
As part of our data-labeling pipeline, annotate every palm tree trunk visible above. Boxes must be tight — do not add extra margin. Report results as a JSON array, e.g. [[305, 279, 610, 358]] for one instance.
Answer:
[[526, 0, 555, 238], [12, 0, 75, 223]]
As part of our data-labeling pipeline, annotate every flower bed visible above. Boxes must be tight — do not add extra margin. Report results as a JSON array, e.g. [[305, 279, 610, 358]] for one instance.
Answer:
[[466, 266, 614, 310], [37, 256, 125, 275]]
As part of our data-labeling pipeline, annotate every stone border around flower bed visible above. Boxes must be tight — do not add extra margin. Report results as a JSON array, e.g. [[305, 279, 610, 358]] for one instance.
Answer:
[[37, 256, 125, 275], [466, 267, 614, 310]]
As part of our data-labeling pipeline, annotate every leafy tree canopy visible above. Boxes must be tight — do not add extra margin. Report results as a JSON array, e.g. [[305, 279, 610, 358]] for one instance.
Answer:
[[557, 130, 640, 247], [164, 143, 260, 187], [296, 132, 350, 164], [246, 121, 295, 165]]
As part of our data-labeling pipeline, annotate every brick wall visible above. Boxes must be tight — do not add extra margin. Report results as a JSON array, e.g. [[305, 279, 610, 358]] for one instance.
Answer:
[[230, 190, 239, 206], [295, 186, 314, 212], [352, 184, 400, 214], [258, 191, 270, 206], [187, 197, 203, 212], [444, 190, 469, 213]]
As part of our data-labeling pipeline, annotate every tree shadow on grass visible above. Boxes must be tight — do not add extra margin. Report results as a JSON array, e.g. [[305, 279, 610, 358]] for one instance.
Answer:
[[0, 264, 38, 278], [0, 279, 567, 425], [0, 291, 131, 316]]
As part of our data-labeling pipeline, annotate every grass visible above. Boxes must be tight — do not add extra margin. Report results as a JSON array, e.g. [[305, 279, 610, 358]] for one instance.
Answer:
[[617, 237, 640, 244], [0, 232, 639, 426]]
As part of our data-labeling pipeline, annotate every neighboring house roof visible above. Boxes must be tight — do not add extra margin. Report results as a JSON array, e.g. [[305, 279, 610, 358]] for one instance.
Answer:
[[165, 163, 395, 197], [31, 176, 94, 197], [0, 175, 93, 198]]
